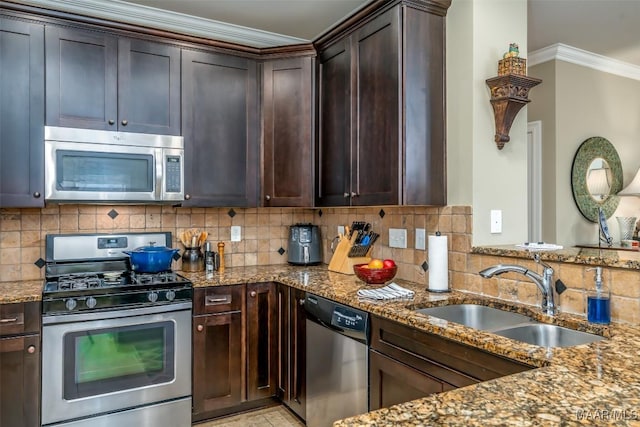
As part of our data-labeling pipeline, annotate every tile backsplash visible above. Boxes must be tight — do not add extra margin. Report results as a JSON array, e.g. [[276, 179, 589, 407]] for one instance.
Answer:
[[2, 204, 640, 324]]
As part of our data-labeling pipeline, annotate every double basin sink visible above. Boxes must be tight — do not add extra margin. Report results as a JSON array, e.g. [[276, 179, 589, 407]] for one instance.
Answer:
[[415, 304, 604, 348]]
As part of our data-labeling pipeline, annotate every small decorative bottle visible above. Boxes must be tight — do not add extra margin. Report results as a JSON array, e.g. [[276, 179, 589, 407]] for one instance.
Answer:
[[586, 267, 610, 324]]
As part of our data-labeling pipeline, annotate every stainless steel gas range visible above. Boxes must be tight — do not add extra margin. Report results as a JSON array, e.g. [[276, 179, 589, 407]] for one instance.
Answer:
[[41, 232, 192, 427]]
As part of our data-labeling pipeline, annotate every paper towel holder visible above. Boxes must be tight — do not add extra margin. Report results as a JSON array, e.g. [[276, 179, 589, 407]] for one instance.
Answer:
[[427, 231, 451, 293]]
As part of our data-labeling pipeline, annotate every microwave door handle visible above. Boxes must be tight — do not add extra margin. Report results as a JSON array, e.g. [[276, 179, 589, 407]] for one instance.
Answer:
[[155, 148, 163, 200]]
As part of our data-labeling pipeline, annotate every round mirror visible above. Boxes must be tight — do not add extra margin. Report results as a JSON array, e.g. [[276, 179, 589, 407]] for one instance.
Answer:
[[586, 158, 612, 202], [571, 136, 622, 222]]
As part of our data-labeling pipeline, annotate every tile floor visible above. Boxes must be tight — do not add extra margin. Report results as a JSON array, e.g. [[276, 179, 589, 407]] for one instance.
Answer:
[[194, 405, 304, 427]]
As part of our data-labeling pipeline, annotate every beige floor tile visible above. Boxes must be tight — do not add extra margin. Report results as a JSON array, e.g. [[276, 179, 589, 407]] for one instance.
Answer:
[[194, 405, 304, 427]]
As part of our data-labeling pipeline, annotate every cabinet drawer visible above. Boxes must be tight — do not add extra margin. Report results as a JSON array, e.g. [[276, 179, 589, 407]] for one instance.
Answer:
[[194, 285, 244, 315], [371, 316, 532, 383], [0, 302, 40, 336]]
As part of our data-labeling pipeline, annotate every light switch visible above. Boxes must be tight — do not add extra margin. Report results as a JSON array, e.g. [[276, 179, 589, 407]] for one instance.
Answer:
[[231, 225, 242, 242], [490, 210, 502, 234], [338, 225, 345, 236], [415, 228, 426, 250]]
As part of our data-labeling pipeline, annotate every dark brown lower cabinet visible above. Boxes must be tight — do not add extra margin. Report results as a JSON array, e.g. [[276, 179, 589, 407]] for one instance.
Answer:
[[246, 282, 277, 401], [369, 315, 533, 410], [369, 349, 454, 410], [0, 302, 41, 427], [192, 286, 245, 421], [277, 285, 306, 419]]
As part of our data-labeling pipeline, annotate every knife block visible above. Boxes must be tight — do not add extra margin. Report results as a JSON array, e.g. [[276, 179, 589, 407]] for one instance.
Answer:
[[328, 234, 371, 275]]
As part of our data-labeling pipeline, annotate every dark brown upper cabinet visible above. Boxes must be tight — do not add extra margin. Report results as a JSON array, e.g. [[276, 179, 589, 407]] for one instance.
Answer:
[[45, 26, 181, 135], [0, 17, 45, 208], [316, 0, 449, 206], [262, 56, 314, 207], [181, 49, 259, 207]]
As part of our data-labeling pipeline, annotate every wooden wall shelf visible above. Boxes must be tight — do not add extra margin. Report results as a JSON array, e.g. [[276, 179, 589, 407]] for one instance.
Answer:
[[486, 74, 542, 149]]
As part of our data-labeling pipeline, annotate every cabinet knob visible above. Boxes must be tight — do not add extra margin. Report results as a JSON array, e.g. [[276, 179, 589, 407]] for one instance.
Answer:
[[196, 324, 204, 332], [33, 192, 41, 198], [344, 192, 350, 198], [27, 345, 36, 354], [185, 194, 191, 200], [121, 119, 128, 126], [299, 299, 305, 306], [351, 192, 358, 197], [250, 291, 257, 298], [108, 119, 115, 125], [265, 195, 271, 201]]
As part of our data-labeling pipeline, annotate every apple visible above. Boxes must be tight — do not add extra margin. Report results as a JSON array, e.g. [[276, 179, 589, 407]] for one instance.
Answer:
[[382, 259, 396, 268]]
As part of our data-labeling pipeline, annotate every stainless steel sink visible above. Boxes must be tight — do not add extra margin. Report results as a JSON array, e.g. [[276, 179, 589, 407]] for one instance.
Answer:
[[415, 304, 535, 331], [492, 323, 604, 348]]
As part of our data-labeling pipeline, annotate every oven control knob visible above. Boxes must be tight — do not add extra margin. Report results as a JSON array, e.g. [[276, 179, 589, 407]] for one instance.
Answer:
[[65, 299, 77, 311], [85, 297, 97, 309], [148, 291, 159, 303], [165, 290, 176, 301]]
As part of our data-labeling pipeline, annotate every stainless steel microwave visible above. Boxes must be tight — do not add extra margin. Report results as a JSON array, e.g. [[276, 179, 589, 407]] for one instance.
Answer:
[[45, 126, 184, 203]]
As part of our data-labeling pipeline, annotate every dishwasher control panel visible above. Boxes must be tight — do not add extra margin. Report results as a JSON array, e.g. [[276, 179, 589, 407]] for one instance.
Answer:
[[305, 293, 369, 344]]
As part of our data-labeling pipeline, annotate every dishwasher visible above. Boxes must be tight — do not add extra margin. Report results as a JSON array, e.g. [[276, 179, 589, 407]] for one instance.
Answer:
[[305, 293, 369, 427]]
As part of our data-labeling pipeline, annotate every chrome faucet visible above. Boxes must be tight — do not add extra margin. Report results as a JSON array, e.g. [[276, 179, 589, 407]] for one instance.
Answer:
[[479, 254, 556, 316]]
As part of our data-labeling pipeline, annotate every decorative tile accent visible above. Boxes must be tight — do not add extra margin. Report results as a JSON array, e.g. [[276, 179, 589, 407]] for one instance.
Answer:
[[228, 208, 236, 218], [421, 261, 429, 271], [172, 252, 182, 261], [318, 209, 323, 217], [379, 209, 385, 218], [277, 247, 285, 255], [108, 209, 119, 219], [34, 258, 46, 269]]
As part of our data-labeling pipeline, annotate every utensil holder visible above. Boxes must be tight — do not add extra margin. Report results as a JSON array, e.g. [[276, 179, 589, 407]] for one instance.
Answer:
[[182, 247, 204, 272], [616, 216, 637, 242]]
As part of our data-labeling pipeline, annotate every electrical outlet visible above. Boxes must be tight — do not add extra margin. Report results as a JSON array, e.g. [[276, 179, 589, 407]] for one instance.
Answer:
[[231, 225, 242, 242], [389, 228, 407, 248], [490, 210, 502, 234], [415, 228, 426, 250], [338, 225, 345, 236]]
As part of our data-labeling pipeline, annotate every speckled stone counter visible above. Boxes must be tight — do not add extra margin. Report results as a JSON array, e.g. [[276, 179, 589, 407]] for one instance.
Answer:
[[472, 245, 640, 270], [3, 265, 640, 425], [0, 280, 43, 303], [182, 265, 640, 426]]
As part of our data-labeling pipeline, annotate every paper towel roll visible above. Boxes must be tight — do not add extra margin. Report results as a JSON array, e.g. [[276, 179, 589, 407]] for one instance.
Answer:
[[428, 234, 449, 292]]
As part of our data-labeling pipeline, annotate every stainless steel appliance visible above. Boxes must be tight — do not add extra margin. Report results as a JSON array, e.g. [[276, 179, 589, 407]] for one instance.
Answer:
[[304, 293, 369, 427], [288, 223, 322, 265], [41, 232, 192, 427], [45, 126, 184, 203]]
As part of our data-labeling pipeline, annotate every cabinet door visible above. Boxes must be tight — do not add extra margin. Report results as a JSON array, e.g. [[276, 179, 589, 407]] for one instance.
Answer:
[[316, 38, 352, 207], [0, 334, 40, 427], [182, 49, 259, 207], [192, 311, 244, 414], [246, 282, 277, 400], [262, 57, 313, 207], [118, 38, 181, 135], [369, 349, 445, 411], [45, 26, 118, 130], [352, 7, 400, 206], [276, 284, 290, 400], [287, 288, 306, 419], [0, 18, 44, 207]]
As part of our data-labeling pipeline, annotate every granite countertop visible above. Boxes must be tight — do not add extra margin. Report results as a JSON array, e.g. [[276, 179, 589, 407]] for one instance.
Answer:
[[3, 265, 640, 425]]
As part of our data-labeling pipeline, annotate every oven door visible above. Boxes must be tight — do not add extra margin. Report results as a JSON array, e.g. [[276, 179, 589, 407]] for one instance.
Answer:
[[42, 304, 191, 426]]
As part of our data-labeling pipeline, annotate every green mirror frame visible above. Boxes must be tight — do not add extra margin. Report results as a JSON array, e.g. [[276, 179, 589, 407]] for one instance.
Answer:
[[571, 136, 622, 222]]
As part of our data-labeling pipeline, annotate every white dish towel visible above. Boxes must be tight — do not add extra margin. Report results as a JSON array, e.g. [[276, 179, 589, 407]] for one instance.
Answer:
[[357, 282, 415, 301]]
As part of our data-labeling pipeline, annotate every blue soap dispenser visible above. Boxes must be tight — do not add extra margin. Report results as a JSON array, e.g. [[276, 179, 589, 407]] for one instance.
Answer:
[[586, 266, 611, 324]]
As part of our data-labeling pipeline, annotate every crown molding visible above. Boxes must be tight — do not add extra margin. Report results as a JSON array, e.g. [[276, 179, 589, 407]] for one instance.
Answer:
[[529, 43, 640, 82], [12, 0, 308, 48]]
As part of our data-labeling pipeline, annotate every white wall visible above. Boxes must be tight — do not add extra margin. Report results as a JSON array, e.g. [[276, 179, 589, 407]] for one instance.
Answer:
[[447, 0, 529, 246]]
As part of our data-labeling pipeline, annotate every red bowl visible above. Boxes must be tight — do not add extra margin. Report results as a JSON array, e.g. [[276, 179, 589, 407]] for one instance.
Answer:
[[353, 263, 397, 284]]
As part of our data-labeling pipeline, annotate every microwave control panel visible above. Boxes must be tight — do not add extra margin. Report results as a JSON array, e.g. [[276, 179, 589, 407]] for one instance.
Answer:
[[165, 155, 182, 193]]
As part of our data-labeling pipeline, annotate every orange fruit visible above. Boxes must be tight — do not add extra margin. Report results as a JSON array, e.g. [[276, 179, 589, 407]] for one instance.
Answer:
[[368, 258, 384, 269]]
